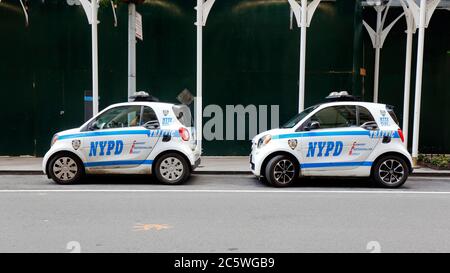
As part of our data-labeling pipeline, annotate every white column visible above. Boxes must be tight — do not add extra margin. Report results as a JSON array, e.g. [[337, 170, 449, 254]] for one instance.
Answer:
[[91, 0, 99, 115], [298, 0, 307, 112], [128, 3, 137, 100], [373, 6, 382, 103], [373, 47, 380, 103], [402, 26, 414, 148], [411, 0, 427, 164], [196, 0, 203, 154]]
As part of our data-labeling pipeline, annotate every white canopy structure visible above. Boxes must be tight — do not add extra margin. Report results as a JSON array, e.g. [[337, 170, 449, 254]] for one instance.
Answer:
[[75, 0, 118, 115], [193, 0, 325, 153], [363, 0, 449, 165], [288, 0, 322, 112], [195, 0, 216, 154]]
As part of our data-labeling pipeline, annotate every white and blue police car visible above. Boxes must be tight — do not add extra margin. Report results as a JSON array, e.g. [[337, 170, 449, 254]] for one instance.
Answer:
[[43, 92, 200, 185], [250, 91, 413, 188]]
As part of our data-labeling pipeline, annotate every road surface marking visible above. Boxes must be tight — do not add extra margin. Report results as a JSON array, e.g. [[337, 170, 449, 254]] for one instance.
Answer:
[[1, 189, 450, 194], [133, 223, 172, 231]]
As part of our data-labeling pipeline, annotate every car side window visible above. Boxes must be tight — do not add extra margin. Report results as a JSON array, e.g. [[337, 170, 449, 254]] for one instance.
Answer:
[[308, 105, 357, 129], [357, 106, 375, 125], [87, 105, 142, 130], [140, 106, 160, 128]]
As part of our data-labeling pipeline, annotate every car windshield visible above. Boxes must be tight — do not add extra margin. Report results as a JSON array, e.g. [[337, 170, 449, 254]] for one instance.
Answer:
[[281, 105, 318, 128]]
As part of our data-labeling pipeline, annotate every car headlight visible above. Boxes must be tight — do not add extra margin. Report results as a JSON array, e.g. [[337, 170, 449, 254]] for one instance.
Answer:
[[51, 134, 59, 147], [257, 135, 272, 148]]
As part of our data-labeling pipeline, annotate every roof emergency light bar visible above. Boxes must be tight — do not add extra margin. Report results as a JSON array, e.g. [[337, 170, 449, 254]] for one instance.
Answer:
[[325, 91, 358, 102], [129, 91, 160, 102]]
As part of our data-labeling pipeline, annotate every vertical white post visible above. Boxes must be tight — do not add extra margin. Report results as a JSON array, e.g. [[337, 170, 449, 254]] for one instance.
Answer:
[[402, 25, 414, 148], [411, 0, 427, 165], [91, 0, 99, 115], [373, 47, 380, 103], [196, 0, 203, 154], [373, 7, 382, 103], [128, 3, 137, 100], [298, 0, 307, 112]]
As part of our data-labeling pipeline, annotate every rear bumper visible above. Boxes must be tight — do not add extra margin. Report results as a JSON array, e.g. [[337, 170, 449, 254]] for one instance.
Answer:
[[192, 157, 201, 170]]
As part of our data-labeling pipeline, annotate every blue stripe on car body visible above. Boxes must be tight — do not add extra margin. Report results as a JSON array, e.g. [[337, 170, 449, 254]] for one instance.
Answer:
[[58, 130, 151, 140], [58, 129, 181, 140], [300, 161, 373, 169], [272, 130, 399, 139], [84, 160, 153, 167]]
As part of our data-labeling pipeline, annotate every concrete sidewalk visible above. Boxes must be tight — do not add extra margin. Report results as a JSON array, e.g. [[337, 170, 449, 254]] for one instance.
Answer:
[[0, 156, 251, 175], [0, 156, 449, 176]]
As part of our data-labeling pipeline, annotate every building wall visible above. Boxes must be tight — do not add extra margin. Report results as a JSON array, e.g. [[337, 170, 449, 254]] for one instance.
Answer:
[[0, 0, 447, 156]]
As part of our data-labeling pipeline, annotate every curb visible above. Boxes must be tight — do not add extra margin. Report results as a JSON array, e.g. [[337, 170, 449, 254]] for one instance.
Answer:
[[0, 170, 450, 177], [0, 171, 45, 175], [192, 170, 251, 175]]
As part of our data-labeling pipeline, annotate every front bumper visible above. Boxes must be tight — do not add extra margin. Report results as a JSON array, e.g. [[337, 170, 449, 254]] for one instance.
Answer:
[[250, 147, 261, 176], [250, 154, 255, 171]]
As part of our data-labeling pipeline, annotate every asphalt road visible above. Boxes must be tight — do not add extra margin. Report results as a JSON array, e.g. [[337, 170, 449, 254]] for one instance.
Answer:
[[1, 174, 450, 253]]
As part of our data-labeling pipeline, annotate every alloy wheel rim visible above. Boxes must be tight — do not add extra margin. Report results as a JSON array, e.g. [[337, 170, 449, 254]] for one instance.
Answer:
[[53, 157, 78, 181], [378, 159, 404, 184], [274, 159, 295, 184], [160, 157, 184, 181]]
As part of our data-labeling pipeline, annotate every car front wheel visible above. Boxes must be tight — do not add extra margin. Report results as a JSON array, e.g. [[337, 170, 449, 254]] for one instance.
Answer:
[[265, 155, 299, 187], [154, 153, 190, 185], [48, 153, 84, 185], [372, 155, 409, 188]]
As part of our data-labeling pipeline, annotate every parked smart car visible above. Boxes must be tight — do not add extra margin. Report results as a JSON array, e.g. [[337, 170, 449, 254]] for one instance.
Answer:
[[43, 92, 200, 185], [250, 91, 413, 188]]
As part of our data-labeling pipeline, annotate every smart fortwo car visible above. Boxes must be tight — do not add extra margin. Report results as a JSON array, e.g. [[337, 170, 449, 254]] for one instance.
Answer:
[[43, 92, 200, 185], [250, 92, 413, 188]]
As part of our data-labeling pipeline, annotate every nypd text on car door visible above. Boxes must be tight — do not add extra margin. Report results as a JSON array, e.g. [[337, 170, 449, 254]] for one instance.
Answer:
[[79, 105, 160, 171], [297, 105, 380, 176]]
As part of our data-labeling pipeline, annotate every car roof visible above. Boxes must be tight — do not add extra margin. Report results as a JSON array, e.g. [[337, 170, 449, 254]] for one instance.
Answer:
[[107, 101, 177, 109], [314, 100, 386, 108]]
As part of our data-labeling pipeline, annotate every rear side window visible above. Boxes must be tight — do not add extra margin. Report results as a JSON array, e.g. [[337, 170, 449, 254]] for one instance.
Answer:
[[140, 106, 159, 128], [172, 105, 193, 127], [357, 106, 375, 126], [386, 106, 400, 126]]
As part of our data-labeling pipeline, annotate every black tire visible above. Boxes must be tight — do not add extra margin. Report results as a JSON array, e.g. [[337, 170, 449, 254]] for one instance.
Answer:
[[372, 155, 409, 188], [48, 153, 84, 185], [154, 153, 190, 185], [265, 155, 299, 187]]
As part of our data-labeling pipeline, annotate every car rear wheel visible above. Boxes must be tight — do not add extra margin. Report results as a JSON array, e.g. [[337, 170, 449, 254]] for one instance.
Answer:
[[154, 153, 190, 185], [48, 153, 84, 185], [372, 155, 408, 188], [265, 155, 298, 187]]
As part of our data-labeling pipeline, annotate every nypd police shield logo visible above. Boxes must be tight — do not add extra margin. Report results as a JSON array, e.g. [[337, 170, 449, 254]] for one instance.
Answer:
[[163, 110, 169, 116], [288, 139, 298, 150], [72, 140, 81, 150]]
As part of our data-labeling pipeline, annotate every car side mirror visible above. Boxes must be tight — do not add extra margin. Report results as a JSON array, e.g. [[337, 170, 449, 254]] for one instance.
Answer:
[[361, 121, 378, 130], [304, 121, 320, 131]]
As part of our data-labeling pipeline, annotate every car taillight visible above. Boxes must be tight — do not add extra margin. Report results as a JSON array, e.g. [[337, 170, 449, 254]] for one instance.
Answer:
[[179, 127, 190, 141], [398, 129, 404, 143]]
